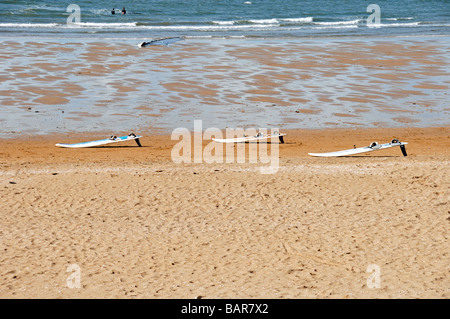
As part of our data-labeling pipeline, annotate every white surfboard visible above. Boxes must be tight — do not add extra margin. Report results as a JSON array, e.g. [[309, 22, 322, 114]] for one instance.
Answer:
[[308, 139, 408, 157], [212, 132, 286, 143], [55, 133, 142, 148]]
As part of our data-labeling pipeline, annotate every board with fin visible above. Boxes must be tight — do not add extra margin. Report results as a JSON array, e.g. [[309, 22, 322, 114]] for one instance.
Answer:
[[308, 139, 408, 157], [55, 133, 142, 148]]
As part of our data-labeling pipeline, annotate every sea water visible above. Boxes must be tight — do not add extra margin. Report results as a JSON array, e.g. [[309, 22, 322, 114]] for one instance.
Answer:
[[1, 0, 449, 39]]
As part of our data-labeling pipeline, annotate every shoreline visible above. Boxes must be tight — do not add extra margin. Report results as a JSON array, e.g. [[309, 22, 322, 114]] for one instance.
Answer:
[[2, 33, 450, 40]]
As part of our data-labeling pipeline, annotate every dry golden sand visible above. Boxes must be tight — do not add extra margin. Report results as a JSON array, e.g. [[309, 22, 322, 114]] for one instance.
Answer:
[[0, 127, 448, 298]]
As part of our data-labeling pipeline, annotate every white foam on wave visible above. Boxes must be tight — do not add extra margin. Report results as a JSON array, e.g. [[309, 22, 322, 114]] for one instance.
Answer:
[[386, 17, 414, 21], [370, 22, 420, 28], [139, 24, 278, 31], [23, 5, 63, 12], [0, 23, 60, 28], [0, 19, 428, 33], [382, 22, 420, 27], [212, 20, 235, 25], [0, 22, 138, 29], [314, 19, 361, 26], [248, 18, 279, 24], [68, 22, 138, 28], [213, 17, 313, 25], [281, 17, 314, 23]]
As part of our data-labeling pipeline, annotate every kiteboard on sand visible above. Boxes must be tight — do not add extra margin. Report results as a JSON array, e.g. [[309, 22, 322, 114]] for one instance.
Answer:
[[139, 37, 183, 47], [55, 133, 142, 148], [212, 132, 286, 144], [308, 139, 408, 157]]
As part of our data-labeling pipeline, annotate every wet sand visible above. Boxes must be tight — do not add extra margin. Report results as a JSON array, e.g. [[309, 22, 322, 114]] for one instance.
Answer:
[[0, 127, 448, 298], [0, 36, 449, 135]]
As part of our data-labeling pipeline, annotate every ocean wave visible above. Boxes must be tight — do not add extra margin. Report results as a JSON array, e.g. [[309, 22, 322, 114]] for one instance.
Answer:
[[213, 17, 313, 26], [69, 22, 138, 28], [386, 17, 414, 21], [371, 22, 420, 28], [88, 9, 112, 15], [0, 22, 278, 31], [0, 20, 437, 33], [0, 22, 138, 29], [386, 22, 420, 27], [314, 19, 361, 26], [212, 21, 235, 25], [22, 5, 65, 12], [0, 23, 60, 28], [281, 17, 314, 23], [248, 18, 279, 24], [140, 24, 279, 31]]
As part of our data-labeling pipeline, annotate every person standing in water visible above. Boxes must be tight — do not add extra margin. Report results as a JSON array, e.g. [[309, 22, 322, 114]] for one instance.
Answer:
[[111, 8, 115, 14], [122, 7, 126, 14]]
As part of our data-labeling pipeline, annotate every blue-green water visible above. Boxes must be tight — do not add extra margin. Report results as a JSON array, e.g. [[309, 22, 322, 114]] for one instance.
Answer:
[[1, 0, 449, 39]]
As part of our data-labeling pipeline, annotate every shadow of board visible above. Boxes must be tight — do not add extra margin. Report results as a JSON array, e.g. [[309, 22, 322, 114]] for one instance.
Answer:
[[87, 145, 150, 148], [317, 155, 406, 158]]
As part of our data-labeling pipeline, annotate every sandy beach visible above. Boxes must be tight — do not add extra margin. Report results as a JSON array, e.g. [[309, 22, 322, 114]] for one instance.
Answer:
[[0, 32, 449, 299], [0, 127, 448, 299], [3, 0, 450, 304]]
